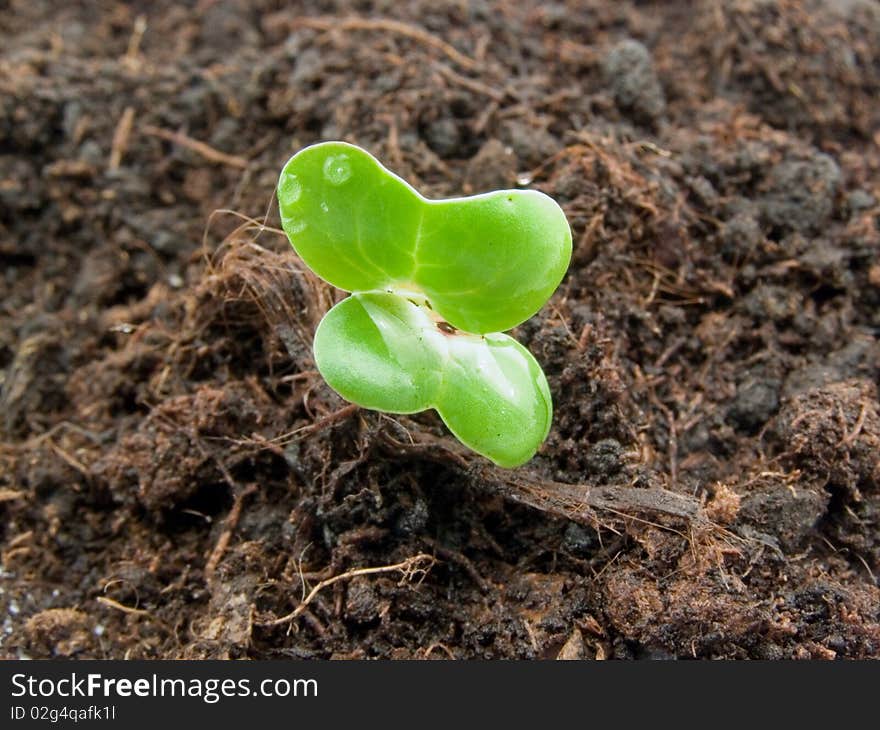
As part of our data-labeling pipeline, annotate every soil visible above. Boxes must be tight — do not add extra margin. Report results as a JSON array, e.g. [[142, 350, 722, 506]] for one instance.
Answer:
[[1, 0, 879, 660]]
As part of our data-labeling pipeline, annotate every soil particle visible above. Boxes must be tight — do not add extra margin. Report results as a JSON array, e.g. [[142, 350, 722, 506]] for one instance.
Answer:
[[23, 609, 96, 658], [585, 438, 624, 478], [736, 473, 829, 552], [773, 379, 880, 494], [705, 483, 741, 526], [555, 627, 587, 660], [561, 523, 600, 558], [603, 39, 666, 125], [760, 153, 842, 234], [845, 189, 875, 214], [603, 568, 664, 640], [741, 284, 803, 323], [1, 331, 69, 438], [345, 579, 383, 625], [192, 573, 260, 659], [464, 139, 516, 193], [720, 212, 763, 261], [423, 117, 464, 159], [783, 336, 880, 399], [500, 120, 559, 169], [727, 377, 781, 435]]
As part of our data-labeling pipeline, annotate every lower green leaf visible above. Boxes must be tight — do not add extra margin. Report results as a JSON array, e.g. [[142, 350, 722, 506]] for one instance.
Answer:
[[313, 292, 552, 467], [433, 332, 552, 468], [313, 292, 442, 414]]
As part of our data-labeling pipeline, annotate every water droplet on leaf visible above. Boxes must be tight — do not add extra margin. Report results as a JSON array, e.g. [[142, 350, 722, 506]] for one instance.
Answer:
[[279, 171, 302, 202], [323, 154, 352, 185]]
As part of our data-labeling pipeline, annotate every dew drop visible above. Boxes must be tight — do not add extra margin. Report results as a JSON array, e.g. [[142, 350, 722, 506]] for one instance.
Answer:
[[323, 153, 352, 185], [321, 201, 329, 213], [278, 171, 302, 202], [516, 172, 533, 186]]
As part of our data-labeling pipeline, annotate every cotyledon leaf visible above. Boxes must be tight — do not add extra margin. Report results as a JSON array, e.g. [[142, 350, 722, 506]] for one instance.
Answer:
[[313, 292, 444, 414], [278, 141, 572, 334], [278, 141, 422, 291], [433, 330, 552, 468], [314, 292, 552, 468]]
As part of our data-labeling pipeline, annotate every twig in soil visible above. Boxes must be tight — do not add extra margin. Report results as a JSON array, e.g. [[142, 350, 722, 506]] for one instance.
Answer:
[[473, 100, 499, 135], [839, 403, 867, 447], [293, 16, 479, 71], [434, 63, 506, 102], [123, 15, 147, 65], [380, 428, 470, 469], [648, 392, 679, 487], [626, 139, 672, 158], [558, 39, 599, 65], [819, 535, 877, 583], [205, 483, 259, 581], [298, 609, 327, 637], [268, 403, 360, 446], [2, 530, 34, 564], [141, 124, 248, 169], [597, 506, 689, 540], [47, 440, 92, 487], [7, 531, 33, 549], [548, 302, 581, 349], [377, 113, 402, 169], [108, 106, 135, 171], [421, 643, 457, 660], [260, 553, 436, 627], [421, 537, 490, 593], [378, 427, 708, 533], [850, 551, 877, 584], [96, 596, 149, 617]]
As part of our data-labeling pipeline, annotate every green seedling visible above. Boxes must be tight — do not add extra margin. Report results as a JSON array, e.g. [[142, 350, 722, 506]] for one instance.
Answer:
[[278, 141, 571, 467]]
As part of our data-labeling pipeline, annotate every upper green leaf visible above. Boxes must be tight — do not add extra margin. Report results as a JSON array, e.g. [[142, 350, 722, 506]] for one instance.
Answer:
[[277, 141, 571, 334]]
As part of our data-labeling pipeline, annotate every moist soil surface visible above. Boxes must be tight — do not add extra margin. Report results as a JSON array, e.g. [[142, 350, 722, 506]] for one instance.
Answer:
[[2, 0, 879, 659]]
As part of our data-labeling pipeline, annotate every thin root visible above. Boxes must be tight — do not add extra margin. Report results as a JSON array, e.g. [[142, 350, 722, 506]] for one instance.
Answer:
[[261, 553, 436, 627]]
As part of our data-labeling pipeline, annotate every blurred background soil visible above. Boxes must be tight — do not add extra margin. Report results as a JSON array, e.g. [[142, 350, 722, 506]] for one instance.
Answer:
[[1, 0, 879, 659]]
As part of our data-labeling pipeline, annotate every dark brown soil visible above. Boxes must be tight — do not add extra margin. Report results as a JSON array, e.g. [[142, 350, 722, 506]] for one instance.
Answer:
[[2, 0, 879, 659]]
